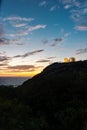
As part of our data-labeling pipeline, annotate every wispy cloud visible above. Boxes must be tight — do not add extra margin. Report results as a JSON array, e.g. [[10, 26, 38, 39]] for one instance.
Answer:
[[2, 15, 46, 43], [0, 55, 43, 72], [42, 39, 49, 44], [12, 23, 27, 28], [0, 55, 11, 68], [3, 16, 34, 22], [0, 37, 24, 45], [21, 24, 46, 36], [39, 1, 46, 7], [50, 5, 57, 11], [7, 65, 35, 72], [76, 48, 87, 54], [54, 38, 63, 43], [14, 49, 44, 58], [75, 25, 87, 31], [7, 34, 16, 37], [60, 0, 80, 7], [64, 4, 71, 9], [0, 55, 10, 62], [9, 38, 24, 44], [39, 1, 60, 11], [70, 2, 87, 25], [42, 37, 64, 47], [13, 30, 29, 37], [47, 56, 56, 59], [36, 59, 50, 63], [36, 56, 56, 63], [70, 9, 87, 22], [2, 16, 35, 38], [51, 38, 63, 47], [83, 8, 87, 14], [60, 0, 87, 29], [0, 63, 8, 66], [28, 25, 46, 32], [63, 32, 71, 37], [8, 24, 46, 37], [59, 28, 71, 37], [0, 38, 9, 46]]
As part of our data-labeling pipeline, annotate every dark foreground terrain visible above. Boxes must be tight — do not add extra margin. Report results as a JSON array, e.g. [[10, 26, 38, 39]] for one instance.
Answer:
[[0, 60, 87, 130]]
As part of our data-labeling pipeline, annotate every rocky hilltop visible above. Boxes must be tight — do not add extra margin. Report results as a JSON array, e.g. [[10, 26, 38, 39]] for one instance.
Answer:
[[0, 60, 87, 130]]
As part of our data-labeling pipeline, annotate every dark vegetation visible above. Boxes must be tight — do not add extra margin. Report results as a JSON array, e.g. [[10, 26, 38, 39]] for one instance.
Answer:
[[0, 60, 87, 129]]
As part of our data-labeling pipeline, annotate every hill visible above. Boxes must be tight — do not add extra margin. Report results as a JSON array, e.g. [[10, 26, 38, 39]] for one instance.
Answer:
[[19, 60, 87, 102], [0, 60, 87, 129], [17, 60, 87, 129]]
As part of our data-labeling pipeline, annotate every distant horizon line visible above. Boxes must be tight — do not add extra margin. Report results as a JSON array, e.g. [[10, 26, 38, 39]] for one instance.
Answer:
[[0, 76, 32, 78]]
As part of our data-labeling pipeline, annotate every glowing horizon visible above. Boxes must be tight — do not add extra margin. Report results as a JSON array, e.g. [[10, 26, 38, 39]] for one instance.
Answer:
[[0, 0, 87, 77]]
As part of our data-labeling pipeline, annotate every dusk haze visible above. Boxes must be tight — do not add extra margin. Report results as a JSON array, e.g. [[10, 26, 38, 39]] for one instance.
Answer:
[[0, 1, 87, 129], [0, 0, 87, 77]]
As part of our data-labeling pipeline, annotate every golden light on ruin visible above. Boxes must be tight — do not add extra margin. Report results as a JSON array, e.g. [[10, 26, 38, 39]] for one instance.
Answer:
[[64, 58, 70, 63], [64, 57, 76, 63]]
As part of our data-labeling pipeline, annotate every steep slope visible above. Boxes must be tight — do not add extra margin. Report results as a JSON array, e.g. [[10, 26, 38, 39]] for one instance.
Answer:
[[0, 60, 87, 130], [18, 60, 87, 105]]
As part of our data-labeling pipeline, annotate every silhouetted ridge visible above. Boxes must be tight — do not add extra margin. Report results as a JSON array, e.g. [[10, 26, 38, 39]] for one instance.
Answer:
[[43, 60, 87, 73], [22, 60, 87, 87], [19, 60, 87, 100], [0, 60, 87, 130]]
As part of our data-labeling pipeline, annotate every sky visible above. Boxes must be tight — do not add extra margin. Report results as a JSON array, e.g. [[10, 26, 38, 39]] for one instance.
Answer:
[[0, 0, 87, 77]]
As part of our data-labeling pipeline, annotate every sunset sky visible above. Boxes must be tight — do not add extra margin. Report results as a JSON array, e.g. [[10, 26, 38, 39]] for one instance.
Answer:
[[0, 0, 87, 77]]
